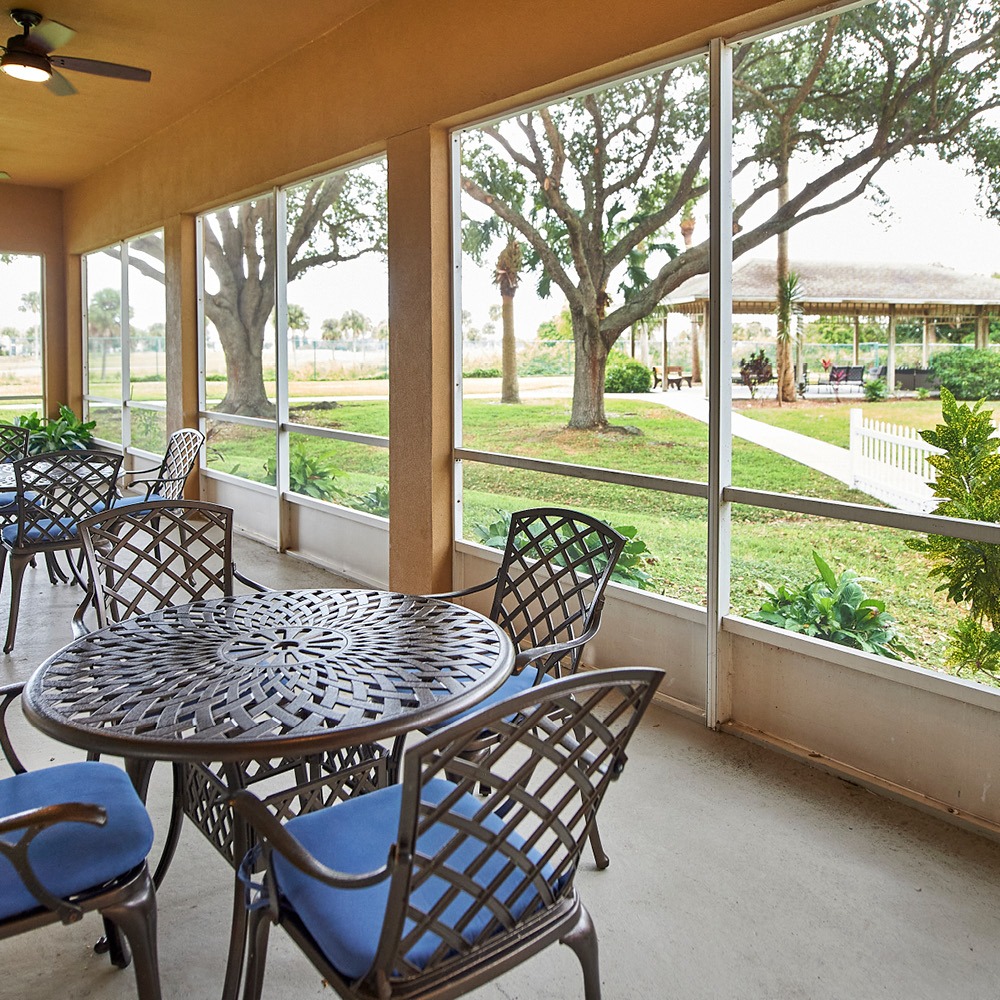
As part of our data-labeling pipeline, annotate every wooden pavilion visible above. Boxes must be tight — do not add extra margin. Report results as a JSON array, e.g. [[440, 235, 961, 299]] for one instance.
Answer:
[[666, 257, 1000, 387]]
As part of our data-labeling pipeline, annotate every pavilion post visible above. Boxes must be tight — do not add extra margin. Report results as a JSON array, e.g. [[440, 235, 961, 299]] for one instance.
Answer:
[[852, 315, 860, 365], [887, 305, 897, 393], [977, 313, 989, 350], [922, 316, 932, 367]]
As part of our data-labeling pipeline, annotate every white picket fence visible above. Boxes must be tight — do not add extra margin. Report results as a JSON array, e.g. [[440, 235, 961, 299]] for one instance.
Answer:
[[849, 408, 942, 513]]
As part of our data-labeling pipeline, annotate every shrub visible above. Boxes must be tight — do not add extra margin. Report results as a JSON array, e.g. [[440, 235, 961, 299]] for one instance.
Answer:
[[605, 360, 653, 393], [738, 349, 773, 398], [469, 508, 656, 590], [863, 377, 888, 401], [349, 483, 390, 518], [463, 367, 501, 379], [748, 551, 912, 660], [13, 405, 96, 454], [906, 389, 1000, 678], [929, 349, 1000, 400], [263, 446, 345, 502]]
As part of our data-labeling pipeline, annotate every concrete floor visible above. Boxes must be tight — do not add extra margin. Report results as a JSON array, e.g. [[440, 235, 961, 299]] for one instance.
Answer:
[[4, 535, 1000, 999]]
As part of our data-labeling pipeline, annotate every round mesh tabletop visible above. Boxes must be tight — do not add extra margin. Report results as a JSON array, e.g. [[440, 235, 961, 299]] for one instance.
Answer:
[[23, 589, 514, 762]]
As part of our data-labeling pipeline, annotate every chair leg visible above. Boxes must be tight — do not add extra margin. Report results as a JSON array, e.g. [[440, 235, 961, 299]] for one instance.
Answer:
[[44, 551, 67, 584], [241, 906, 272, 1000], [222, 869, 250, 1000], [561, 902, 601, 1000], [102, 913, 133, 968], [102, 866, 162, 1000], [4, 553, 30, 653], [589, 818, 610, 870]]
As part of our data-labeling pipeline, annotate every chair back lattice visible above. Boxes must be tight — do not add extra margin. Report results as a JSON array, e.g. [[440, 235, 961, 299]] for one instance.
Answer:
[[368, 667, 661, 990], [148, 428, 204, 501], [0, 424, 30, 464], [488, 508, 626, 674], [10, 451, 123, 549], [78, 499, 235, 628]]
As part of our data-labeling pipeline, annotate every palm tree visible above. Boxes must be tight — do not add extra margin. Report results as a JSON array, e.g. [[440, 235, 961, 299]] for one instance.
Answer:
[[493, 237, 523, 404]]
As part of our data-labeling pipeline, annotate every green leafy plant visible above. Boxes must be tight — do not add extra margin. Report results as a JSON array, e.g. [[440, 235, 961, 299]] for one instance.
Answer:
[[350, 483, 390, 518], [906, 388, 1000, 677], [748, 551, 913, 660], [463, 367, 501, 379], [863, 377, 888, 402], [13, 405, 96, 454], [263, 446, 345, 502], [929, 349, 1000, 400], [739, 349, 773, 398], [470, 508, 656, 590], [605, 360, 653, 393]]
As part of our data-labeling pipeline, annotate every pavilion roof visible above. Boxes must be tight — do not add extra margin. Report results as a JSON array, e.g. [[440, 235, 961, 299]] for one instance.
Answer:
[[665, 258, 1000, 318]]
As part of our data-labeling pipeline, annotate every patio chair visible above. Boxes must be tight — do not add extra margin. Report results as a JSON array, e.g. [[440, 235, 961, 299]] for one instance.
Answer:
[[425, 507, 626, 868], [0, 449, 123, 652], [231, 667, 663, 1000], [113, 427, 204, 507], [0, 682, 161, 999], [0, 423, 30, 530]]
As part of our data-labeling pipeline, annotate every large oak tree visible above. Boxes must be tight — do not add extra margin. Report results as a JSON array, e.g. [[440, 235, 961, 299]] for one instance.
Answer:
[[461, 0, 1000, 428]]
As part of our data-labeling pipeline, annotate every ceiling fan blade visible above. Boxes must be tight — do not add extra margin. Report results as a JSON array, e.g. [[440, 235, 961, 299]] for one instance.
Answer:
[[45, 67, 76, 96], [29, 17, 75, 54], [50, 55, 150, 82]]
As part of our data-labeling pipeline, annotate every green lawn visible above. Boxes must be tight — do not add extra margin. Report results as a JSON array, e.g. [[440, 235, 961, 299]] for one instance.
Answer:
[[203, 395, 957, 678], [734, 397, 1000, 449]]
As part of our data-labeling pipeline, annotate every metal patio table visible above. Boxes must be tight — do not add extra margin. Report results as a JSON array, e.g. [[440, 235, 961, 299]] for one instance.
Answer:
[[22, 587, 515, 1000]]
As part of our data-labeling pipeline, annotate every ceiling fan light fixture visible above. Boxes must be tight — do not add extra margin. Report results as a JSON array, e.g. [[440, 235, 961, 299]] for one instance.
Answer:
[[1, 47, 50, 82]]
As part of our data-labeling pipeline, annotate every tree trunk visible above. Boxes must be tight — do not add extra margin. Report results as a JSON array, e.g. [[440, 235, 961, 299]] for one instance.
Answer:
[[500, 292, 520, 404], [568, 312, 609, 429], [211, 313, 275, 417], [775, 165, 796, 404]]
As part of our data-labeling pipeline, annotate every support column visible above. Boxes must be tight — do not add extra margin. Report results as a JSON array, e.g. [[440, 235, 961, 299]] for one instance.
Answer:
[[887, 306, 897, 393], [977, 312, 989, 350], [922, 316, 932, 368], [163, 215, 200, 495], [387, 126, 454, 593], [852, 315, 860, 366]]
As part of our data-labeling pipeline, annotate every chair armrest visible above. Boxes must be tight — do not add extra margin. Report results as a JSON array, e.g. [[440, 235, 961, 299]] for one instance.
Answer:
[[116, 467, 159, 492], [233, 565, 269, 593], [0, 800, 107, 923], [0, 682, 27, 774], [0, 800, 107, 837], [229, 790, 392, 890], [425, 575, 498, 602], [512, 615, 604, 675]]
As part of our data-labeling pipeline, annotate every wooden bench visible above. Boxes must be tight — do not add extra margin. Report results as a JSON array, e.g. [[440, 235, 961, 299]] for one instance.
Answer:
[[664, 365, 694, 390]]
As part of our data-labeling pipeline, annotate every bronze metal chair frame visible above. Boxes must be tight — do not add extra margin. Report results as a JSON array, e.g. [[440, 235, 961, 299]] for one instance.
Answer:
[[231, 667, 662, 1000], [431, 507, 627, 867], [0, 449, 123, 651], [0, 683, 161, 1000], [117, 427, 205, 503]]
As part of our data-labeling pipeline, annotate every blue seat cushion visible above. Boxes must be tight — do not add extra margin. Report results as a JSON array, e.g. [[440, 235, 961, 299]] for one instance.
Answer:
[[0, 491, 40, 513], [0, 761, 154, 921], [425, 667, 543, 730], [1, 517, 78, 545], [273, 778, 555, 981], [109, 493, 167, 509]]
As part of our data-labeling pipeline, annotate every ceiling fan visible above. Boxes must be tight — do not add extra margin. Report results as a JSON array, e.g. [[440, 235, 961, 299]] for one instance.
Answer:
[[0, 8, 151, 96]]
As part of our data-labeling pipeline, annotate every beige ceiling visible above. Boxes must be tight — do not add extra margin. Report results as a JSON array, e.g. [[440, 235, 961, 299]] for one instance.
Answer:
[[0, 0, 379, 189]]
